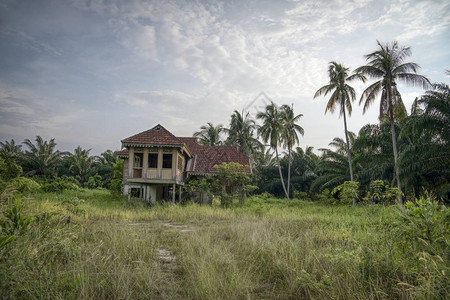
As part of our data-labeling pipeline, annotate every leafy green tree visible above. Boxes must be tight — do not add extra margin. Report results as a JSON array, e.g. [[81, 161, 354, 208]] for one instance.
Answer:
[[314, 62, 366, 201], [67, 146, 94, 186], [257, 102, 288, 198], [280, 104, 304, 198], [110, 159, 124, 194], [22, 136, 63, 177], [213, 162, 252, 206], [193, 122, 224, 146], [355, 41, 430, 202]]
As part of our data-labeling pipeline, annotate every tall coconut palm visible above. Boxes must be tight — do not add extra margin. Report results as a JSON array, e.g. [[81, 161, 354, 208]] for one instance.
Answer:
[[193, 122, 224, 146], [314, 62, 366, 197], [355, 41, 430, 202], [226, 110, 262, 156], [23, 136, 63, 176], [257, 102, 288, 198], [280, 104, 304, 198]]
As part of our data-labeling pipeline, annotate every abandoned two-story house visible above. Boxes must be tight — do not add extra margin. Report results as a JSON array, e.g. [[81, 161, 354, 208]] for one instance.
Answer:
[[117, 124, 250, 203]]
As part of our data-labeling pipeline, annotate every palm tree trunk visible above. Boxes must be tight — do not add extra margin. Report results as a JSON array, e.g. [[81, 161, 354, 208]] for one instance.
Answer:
[[390, 118, 403, 204], [287, 147, 291, 199], [342, 108, 355, 206], [275, 147, 289, 198]]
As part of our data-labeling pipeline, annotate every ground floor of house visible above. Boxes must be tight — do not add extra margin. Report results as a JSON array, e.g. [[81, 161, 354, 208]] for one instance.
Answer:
[[123, 182, 210, 204]]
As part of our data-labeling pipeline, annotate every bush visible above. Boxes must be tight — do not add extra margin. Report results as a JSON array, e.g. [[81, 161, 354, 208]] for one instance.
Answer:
[[86, 174, 102, 189], [11, 177, 41, 194], [397, 196, 449, 298], [41, 177, 80, 193], [0, 157, 22, 182], [364, 180, 401, 204], [331, 181, 359, 205], [293, 190, 308, 200]]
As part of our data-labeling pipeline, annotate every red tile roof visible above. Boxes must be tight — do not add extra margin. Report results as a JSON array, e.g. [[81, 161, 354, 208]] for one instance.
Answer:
[[121, 124, 184, 146], [178, 137, 250, 174], [120, 126, 250, 175]]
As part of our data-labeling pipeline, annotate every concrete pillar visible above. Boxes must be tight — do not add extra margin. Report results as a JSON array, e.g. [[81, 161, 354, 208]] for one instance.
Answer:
[[157, 148, 163, 178], [179, 185, 182, 202], [171, 148, 177, 179], [142, 148, 148, 178], [172, 184, 176, 204], [128, 147, 134, 178]]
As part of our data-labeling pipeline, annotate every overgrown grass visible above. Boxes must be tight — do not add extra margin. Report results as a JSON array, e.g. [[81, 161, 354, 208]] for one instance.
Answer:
[[1, 189, 448, 299]]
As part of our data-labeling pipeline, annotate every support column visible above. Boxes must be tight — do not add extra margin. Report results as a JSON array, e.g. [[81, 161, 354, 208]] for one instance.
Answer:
[[172, 184, 176, 204], [179, 185, 182, 202], [157, 148, 163, 179], [128, 147, 134, 178], [142, 148, 148, 178]]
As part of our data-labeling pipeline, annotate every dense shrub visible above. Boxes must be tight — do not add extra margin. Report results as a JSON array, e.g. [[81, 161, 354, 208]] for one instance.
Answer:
[[331, 181, 359, 205], [397, 196, 449, 298], [11, 177, 41, 194], [41, 177, 80, 193], [86, 174, 102, 189]]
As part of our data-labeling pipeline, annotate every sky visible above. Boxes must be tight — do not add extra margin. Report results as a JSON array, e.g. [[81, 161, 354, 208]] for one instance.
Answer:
[[0, 0, 449, 155]]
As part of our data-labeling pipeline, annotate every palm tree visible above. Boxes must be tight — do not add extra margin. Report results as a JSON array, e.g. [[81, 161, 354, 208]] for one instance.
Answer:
[[311, 144, 352, 193], [280, 104, 304, 198], [23, 136, 63, 176], [0, 139, 23, 162], [257, 102, 289, 198], [399, 83, 449, 199], [193, 122, 224, 146], [289, 146, 320, 194], [314, 62, 366, 193], [67, 146, 94, 186], [226, 110, 262, 156], [355, 41, 430, 202]]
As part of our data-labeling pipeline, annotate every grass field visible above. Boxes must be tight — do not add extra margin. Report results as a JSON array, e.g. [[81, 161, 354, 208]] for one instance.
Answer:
[[0, 189, 448, 299]]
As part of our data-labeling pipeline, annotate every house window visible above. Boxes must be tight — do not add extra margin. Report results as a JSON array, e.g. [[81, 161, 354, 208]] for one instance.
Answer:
[[162, 154, 172, 168], [148, 153, 158, 168]]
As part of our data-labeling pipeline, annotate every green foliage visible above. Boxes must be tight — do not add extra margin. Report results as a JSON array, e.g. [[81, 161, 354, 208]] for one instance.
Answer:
[[331, 181, 359, 204], [41, 177, 80, 193], [364, 180, 402, 204], [0, 157, 22, 182], [193, 122, 224, 146], [11, 177, 41, 194], [109, 159, 124, 194], [0, 200, 32, 236], [293, 190, 308, 200], [398, 196, 449, 255], [86, 174, 102, 189], [62, 197, 85, 216], [397, 196, 449, 298], [22, 136, 63, 177], [213, 162, 252, 206]]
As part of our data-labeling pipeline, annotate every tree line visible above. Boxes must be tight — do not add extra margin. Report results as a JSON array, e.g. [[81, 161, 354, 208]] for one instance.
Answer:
[[192, 41, 449, 204], [0, 40, 448, 203], [0, 137, 118, 190]]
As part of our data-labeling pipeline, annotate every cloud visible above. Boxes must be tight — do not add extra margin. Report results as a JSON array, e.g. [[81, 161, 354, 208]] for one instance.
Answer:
[[0, 28, 63, 56]]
